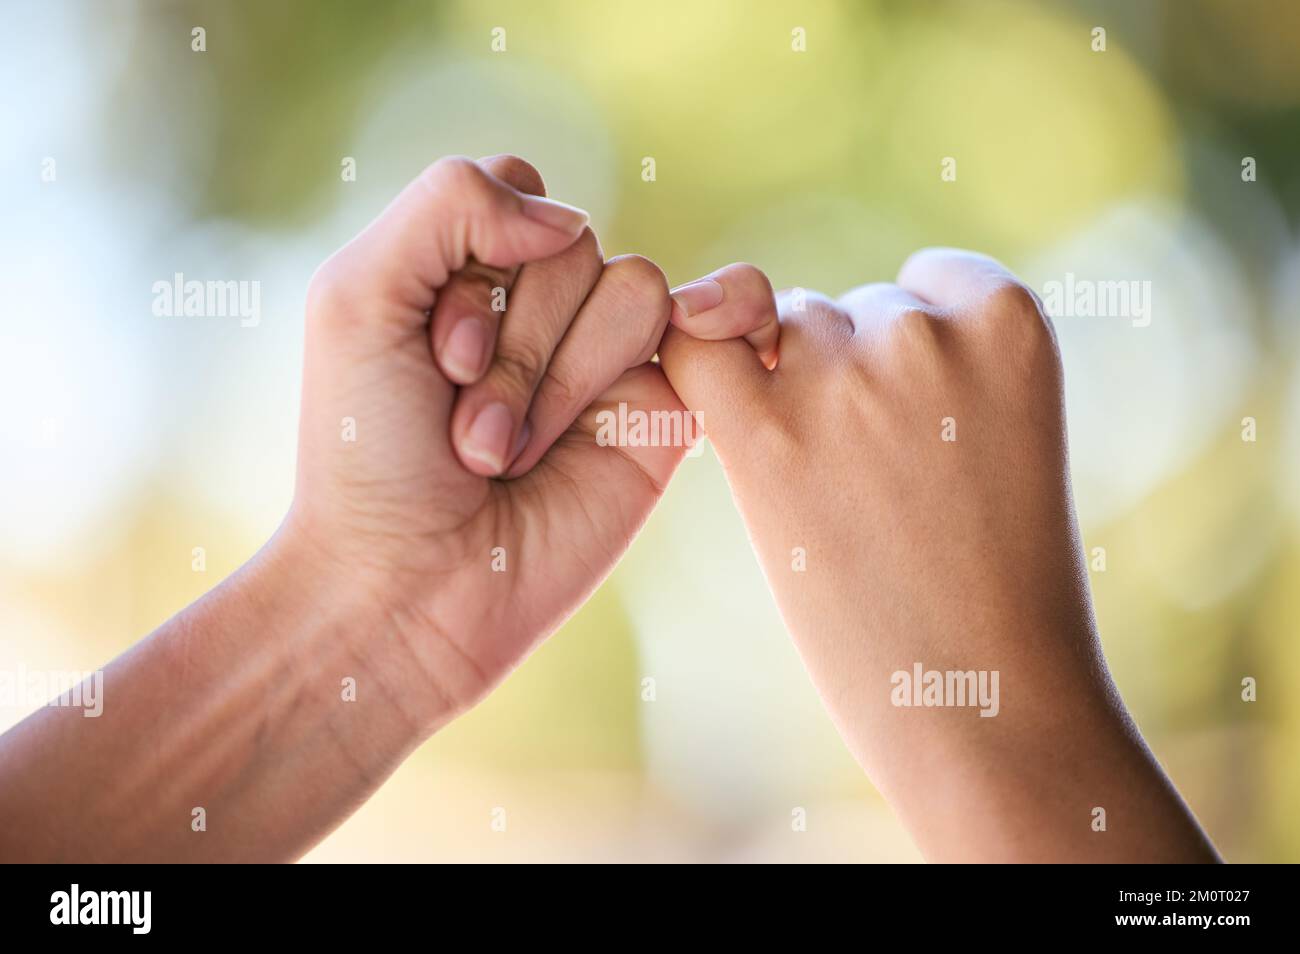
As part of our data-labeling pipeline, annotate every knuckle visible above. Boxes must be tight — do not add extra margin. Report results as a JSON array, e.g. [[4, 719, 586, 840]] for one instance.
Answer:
[[490, 342, 546, 399], [979, 280, 1046, 327], [422, 155, 484, 195], [779, 288, 834, 322], [721, 261, 774, 297], [890, 306, 940, 348], [539, 361, 584, 411], [898, 246, 959, 278], [305, 254, 357, 318], [872, 306, 946, 384], [718, 261, 774, 324], [479, 153, 545, 196], [306, 257, 342, 306], [604, 254, 670, 359], [604, 253, 668, 296], [604, 253, 670, 317], [976, 281, 1060, 361], [897, 305, 937, 328]]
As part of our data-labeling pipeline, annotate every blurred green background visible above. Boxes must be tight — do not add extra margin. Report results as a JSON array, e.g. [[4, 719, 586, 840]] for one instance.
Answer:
[[2, 0, 1298, 861]]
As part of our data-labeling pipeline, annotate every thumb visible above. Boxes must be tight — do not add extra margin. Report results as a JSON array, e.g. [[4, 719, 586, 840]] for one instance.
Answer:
[[311, 155, 588, 324]]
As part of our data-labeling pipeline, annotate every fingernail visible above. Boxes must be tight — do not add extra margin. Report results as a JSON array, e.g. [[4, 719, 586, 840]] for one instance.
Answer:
[[520, 194, 589, 233], [443, 318, 488, 382], [462, 401, 513, 474], [670, 279, 725, 317]]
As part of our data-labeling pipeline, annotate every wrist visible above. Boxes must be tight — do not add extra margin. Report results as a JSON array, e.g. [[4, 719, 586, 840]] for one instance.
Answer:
[[866, 655, 1215, 862], [254, 516, 470, 738], [22, 521, 468, 861]]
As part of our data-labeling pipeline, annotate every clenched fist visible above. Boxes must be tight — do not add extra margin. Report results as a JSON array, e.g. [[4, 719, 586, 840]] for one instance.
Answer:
[[290, 154, 694, 717], [661, 249, 1218, 863], [0, 155, 729, 861]]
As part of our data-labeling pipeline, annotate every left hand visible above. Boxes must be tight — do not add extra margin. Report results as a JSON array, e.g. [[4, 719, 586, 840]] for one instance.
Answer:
[[288, 154, 704, 718]]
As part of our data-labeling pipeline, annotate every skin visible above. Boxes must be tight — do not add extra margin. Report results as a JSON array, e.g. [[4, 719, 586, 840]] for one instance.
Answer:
[[659, 250, 1221, 862], [0, 155, 719, 861], [0, 153, 1217, 862]]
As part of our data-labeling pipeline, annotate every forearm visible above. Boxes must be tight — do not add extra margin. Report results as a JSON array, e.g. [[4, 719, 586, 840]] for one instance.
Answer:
[[874, 671, 1221, 863], [806, 612, 1221, 863], [0, 527, 453, 862], [741, 481, 1219, 862]]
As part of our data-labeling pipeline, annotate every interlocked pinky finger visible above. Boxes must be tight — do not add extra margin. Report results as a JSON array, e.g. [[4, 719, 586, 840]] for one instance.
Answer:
[[667, 262, 780, 369]]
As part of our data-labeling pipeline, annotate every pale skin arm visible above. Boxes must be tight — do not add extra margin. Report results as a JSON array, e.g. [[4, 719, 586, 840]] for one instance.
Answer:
[[660, 252, 1221, 863]]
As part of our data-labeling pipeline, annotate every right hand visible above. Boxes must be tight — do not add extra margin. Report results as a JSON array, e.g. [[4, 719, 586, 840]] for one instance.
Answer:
[[659, 250, 1218, 862]]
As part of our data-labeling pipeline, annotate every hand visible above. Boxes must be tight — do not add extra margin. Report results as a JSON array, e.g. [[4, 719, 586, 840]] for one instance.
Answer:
[[659, 249, 1219, 862], [0, 153, 787, 862], [287, 154, 692, 720], [0, 153, 715, 862]]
